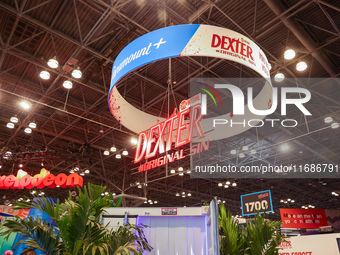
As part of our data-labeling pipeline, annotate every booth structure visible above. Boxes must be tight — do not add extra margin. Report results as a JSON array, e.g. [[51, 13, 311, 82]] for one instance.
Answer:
[[102, 202, 220, 255]]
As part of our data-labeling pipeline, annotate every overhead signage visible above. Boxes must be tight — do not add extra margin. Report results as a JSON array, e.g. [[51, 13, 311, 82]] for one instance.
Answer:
[[280, 208, 328, 229], [0, 168, 83, 190], [0, 206, 29, 218], [108, 24, 272, 141], [161, 208, 177, 215], [241, 190, 273, 216]]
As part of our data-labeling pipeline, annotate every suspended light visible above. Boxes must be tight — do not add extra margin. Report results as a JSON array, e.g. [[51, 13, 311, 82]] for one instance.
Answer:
[[103, 150, 110, 155], [101, 193, 104, 196], [137, 185, 142, 188], [232, 182, 237, 187], [72, 67, 82, 78], [176, 193, 180, 196], [170, 169, 176, 174], [115, 154, 121, 159], [324, 117, 333, 123], [24, 127, 32, 134], [28, 122, 37, 129], [182, 195, 185, 198], [280, 199, 284, 203], [186, 170, 191, 174], [70, 170, 74, 174], [291, 200, 295, 203], [154, 201, 158, 204], [41, 162, 44, 166], [239, 153, 245, 158], [80, 172, 85, 176], [110, 146, 117, 152], [331, 123, 339, 129], [178, 167, 183, 171], [268, 63, 272, 70], [250, 149, 256, 154], [287, 198, 291, 201], [74, 167, 79, 171], [20, 101, 30, 109], [280, 143, 289, 152], [10, 116, 18, 123], [242, 146, 248, 151], [226, 181, 231, 185], [113, 193, 116, 196], [122, 150, 128, 156], [104, 192, 109, 195], [179, 172, 184, 176], [47, 57, 59, 68], [7, 122, 15, 129], [230, 149, 237, 155], [19, 164, 23, 168], [84, 169, 90, 174], [63, 80, 73, 89], [224, 185, 229, 188], [274, 73, 285, 82], [144, 201, 147, 203], [284, 49, 296, 60], [187, 193, 192, 196], [39, 70, 50, 80], [296, 61, 307, 71], [131, 137, 138, 145], [218, 182, 223, 187]]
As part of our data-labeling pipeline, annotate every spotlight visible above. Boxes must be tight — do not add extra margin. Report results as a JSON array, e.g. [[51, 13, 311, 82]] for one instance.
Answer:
[[122, 150, 128, 156], [324, 117, 333, 123], [47, 57, 59, 68], [63, 80, 73, 89], [296, 61, 307, 71], [274, 73, 285, 82], [284, 49, 296, 60], [103, 150, 110, 156], [20, 101, 30, 109], [115, 154, 121, 159], [40, 70, 50, 80], [110, 146, 117, 152], [280, 143, 289, 152], [29, 122, 37, 129], [6, 122, 15, 129], [131, 138, 138, 145], [10, 116, 18, 123], [24, 128, 32, 134], [331, 123, 339, 129], [72, 67, 82, 78]]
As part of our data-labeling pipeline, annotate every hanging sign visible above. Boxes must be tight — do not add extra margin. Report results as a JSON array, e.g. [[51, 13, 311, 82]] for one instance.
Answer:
[[280, 208, 328, 229], [0, 168, 83, 190], [108, 24, 272, 141], [241, 190, 273, 216], [0, 206, 29, 218]]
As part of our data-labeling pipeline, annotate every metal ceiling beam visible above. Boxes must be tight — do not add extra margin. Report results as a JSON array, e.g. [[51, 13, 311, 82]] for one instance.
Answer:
[[263, 0, 337, 77]]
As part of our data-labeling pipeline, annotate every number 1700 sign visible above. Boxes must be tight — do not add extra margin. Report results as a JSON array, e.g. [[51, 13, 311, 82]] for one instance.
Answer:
[[241, 190, 273, 216]]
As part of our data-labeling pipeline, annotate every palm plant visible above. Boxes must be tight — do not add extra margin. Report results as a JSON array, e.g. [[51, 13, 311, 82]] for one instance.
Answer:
[[0, 183, 151, 255], [219, 203, 286, 255]]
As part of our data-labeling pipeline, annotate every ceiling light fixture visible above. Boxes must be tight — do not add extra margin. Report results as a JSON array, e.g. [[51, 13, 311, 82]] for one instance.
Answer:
[[218, 182, 223, 187], [224, 184, 229, 188], [20, 101, 30, 109], [103, 150, 110, 156], [47, 57, 59, 68], [176, 193, 180, 196], [110, 146, 117, 152], [187, 170, 191, 174], [280, 143, 289, 152], [178, 167, 183, 171], [122, 150, 128, 156], [131, 137, 138, 145], [296, 61, 307, 71], [274, 73, 285, 82], [230, 149, 237, 155], [324, 117, 333, 123], [10, 116, 18, 123], [242, 146, 248, 151], [63, 80, 73, 89], [80, 173, 85, 176], [170, 169, 175, 174], [179, 172, 184, 176], [6, 122, 15, 129], [28, 122, 37, 129], [24, 127, 32, 134], [284, 49, 296, 60], [226, 181, 231, 185], [72, 67, 82, 78], [84, 169, 90, 174], [250, 149, 256, 154], [239, 153, 245, 158], [331, 123, 339, 129], [232, 182, 237, 187], [40, 70, 50, 80], [115, 154, 121, 159]]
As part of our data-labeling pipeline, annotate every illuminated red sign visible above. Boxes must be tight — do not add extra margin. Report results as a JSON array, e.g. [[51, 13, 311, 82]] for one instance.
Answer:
[[0, 168, 83, 189], [135, 95, 209, 172], [280, 208, 328, 229]]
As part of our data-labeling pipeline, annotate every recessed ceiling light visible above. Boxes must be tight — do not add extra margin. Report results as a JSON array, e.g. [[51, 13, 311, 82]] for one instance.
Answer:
[[296, 61, 307, 71], [63, 80, 73, 89], [284, 49, 296, 60], [274, 73, 285, 82], [40, 70, 50, 80]]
